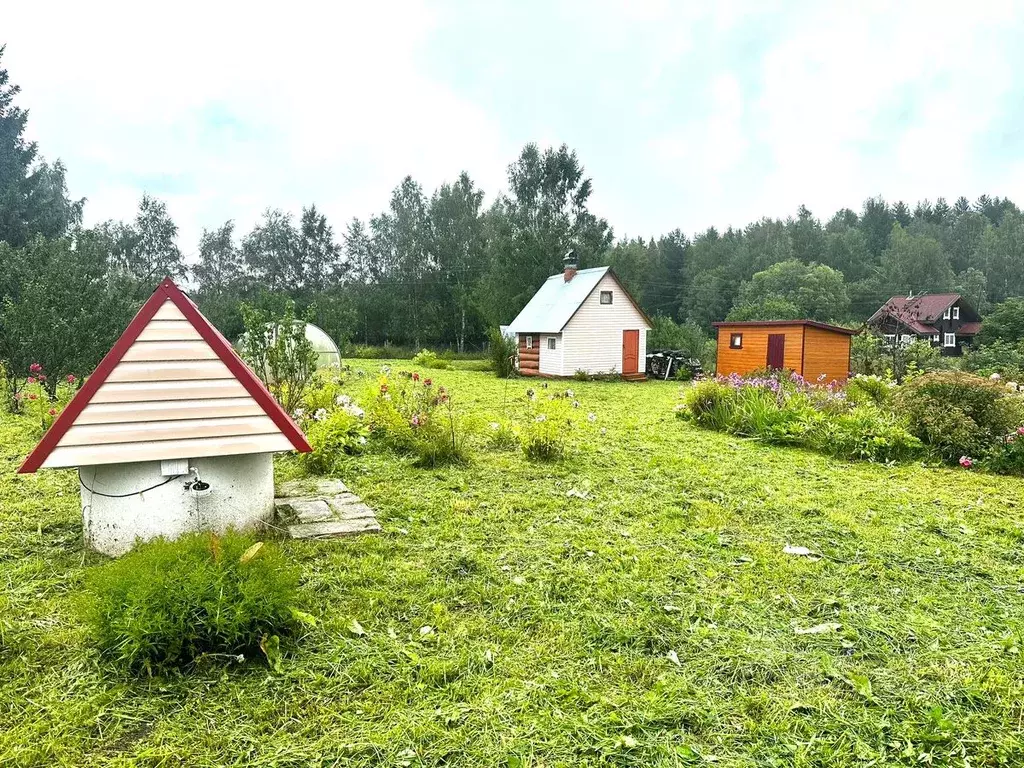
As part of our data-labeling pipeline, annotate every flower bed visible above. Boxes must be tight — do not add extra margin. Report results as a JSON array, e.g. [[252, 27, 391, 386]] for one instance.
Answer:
[[679, 370, 1024, 473]]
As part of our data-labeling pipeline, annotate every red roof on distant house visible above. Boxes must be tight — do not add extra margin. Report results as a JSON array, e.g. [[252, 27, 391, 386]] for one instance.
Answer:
[[868, 293, 960, 325], [959, 321, 982, 335]]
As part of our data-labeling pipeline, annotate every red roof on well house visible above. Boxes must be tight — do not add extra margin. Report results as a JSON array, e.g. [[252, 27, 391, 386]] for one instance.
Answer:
[[19, 278, 311, 473]]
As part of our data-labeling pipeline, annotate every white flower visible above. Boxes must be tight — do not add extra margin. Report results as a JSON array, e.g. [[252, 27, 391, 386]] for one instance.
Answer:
[[565, 389, 575, 398], [335, 394, 352, 406], [380, 365, 391, 374], [572, 400, 580, 408], [600, 427, 607, 435], [587, 412, 597, 422], [358, 436, 367, 445], [990, 372, 1002, 381], [313, 408, 328, 421], [293, 408, 305, 418], [535, 414, 547, 422], [489, 421, 500, 430], [344, 404, 365, 418]]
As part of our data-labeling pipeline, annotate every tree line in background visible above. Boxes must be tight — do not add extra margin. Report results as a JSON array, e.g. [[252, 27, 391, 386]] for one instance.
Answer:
[[3, 45, 1024, 394]]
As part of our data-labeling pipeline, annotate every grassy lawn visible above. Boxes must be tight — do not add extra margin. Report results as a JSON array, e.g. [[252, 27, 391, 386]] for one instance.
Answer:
[[2, 363, 1023, 767]]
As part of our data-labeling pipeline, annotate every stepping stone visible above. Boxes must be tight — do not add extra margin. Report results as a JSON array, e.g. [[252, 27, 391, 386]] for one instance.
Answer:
[[275, 477, 380, 541], [288, 518, 382, 539], [276, 498, 333, 523]]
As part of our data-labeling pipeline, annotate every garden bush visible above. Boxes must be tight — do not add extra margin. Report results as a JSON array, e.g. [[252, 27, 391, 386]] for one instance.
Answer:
[[962, 341, 1024, 379], [682, 378, 737, 431], [301, 409, 369, 474], [982, 427, 1024, 475], [411, 349, 452, 370], [80, 531, 301, 674], [487, 327, 517, 379], [522, 394, 577, 461], [895, 371, 1024, 463], [845, 374, 894, 406]]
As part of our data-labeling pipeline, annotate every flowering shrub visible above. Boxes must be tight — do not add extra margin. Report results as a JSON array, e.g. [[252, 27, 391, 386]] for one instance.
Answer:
[[301, 410, 370, 474], [680, 371, 922, 463], [365, 373, 468, 466], [982, 426, 1024, 475], [484, 419, 520, 451], [894, 372, 1024, 464], [10, 363, 77, 433]]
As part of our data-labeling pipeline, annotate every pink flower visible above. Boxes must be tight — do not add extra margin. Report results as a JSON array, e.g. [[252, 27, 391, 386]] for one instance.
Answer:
[[1017, 426, 1024, 436], [959, 456, 973, 468], [26, 376, 36, 384], [13, 392, 23, 401], [29, 363, 42, 373], [38, 374, 46, 382], [66, 374, 76, 384]]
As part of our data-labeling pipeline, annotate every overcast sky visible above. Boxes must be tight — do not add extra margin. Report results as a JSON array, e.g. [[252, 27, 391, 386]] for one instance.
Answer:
[[6, 1, 1024, 254]]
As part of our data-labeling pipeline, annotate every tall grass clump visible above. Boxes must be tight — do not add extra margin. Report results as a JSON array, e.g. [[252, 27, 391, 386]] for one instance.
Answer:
[[80, 531, 301, 674]]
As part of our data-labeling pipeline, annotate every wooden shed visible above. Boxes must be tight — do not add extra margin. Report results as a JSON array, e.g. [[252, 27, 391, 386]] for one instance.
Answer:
[[712, 320, 857, 385], [19, 278, 311, 556]]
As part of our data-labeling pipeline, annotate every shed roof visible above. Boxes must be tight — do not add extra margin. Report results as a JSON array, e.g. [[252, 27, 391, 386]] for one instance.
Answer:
[[712, 320, 860, 336], [506, 266, 652, 333], [19, 278, 310, 473]]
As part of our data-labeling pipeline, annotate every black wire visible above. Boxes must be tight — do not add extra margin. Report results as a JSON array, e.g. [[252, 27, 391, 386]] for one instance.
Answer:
[[78, 470, 184, 498]]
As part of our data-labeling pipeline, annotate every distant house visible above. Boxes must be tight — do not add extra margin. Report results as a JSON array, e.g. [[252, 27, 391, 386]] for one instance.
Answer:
[[712, 320, 858, 384], [867, 293, 981, 356], [506, 253, 653, 379]]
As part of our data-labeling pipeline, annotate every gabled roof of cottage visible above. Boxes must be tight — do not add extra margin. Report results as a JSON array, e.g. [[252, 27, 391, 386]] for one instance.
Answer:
[[19, 278, 311, 473], [506, 266, 652, 334], [867, 293, 980, 334]]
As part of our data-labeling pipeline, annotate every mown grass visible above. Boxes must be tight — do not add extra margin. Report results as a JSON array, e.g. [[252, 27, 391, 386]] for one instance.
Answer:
[[1, 364, 1023, 767]]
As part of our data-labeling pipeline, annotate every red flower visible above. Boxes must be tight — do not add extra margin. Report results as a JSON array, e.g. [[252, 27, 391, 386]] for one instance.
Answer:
[[48, 408, 57, 416], [66, 374, 76, 384], [29, 363, 42, 373], [424, 378, 433, 387], [38, 374, 46, 382], [28, 393, 38, 400], [412, 372, 420, 382], [380, 383, 389, 393], [959, 455, 973, 468], [26, 376, 36, 384]]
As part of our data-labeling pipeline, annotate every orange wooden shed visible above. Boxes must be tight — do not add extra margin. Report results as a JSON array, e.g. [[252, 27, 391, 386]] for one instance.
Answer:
[[712, 320, 858, 385]]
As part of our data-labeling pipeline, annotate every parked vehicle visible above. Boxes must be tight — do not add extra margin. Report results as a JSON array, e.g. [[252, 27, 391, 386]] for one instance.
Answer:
[[646, 350, 703, 380]]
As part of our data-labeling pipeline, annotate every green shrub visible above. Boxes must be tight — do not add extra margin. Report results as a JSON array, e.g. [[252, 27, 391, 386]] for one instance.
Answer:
[[302, 409, 369, 474], [80, 531, 301, 674], [239, 300, 318, 415], [982, 428, 1024, 475], [522, 398, 574, 461], [810, 407, 924, 463], [846, 374, 894, 406], [682, 379, 736, 431], [412, 349, 452, 370], [895, 372, 1024, 463], [962, 341, 1024, 379], [412, 399, 469, 467], [484, 419, 520, 451], [487, 328, 517, 379], [365, 373, 469, 465]]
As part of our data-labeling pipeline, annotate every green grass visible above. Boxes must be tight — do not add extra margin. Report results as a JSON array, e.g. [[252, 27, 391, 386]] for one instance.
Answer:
[[2, 363, 1023, 766]]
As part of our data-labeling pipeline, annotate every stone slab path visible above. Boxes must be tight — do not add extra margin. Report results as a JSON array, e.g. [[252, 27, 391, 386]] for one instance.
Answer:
[[275, 478, 382, 540]]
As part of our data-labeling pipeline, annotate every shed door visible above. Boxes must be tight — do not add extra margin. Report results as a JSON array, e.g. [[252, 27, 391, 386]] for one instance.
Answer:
[[622, 330, 639, 374], [766, 334, 786, 371]]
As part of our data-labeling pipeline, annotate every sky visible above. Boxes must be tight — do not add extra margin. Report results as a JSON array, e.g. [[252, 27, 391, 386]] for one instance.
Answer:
[[5, 0, 1024, 255]]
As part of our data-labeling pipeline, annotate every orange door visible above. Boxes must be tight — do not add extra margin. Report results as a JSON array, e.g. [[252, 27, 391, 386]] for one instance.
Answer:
[[622, 330, 639, 374]]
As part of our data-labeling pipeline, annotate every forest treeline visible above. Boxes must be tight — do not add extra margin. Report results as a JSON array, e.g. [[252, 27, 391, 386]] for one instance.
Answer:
[[2, 44, 1024, 389]]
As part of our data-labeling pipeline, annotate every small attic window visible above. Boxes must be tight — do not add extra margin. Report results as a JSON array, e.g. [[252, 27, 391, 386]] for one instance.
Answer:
[[730, 333, 743, 349], [952, 306, 960, 319], [600, 291, 613, 305]]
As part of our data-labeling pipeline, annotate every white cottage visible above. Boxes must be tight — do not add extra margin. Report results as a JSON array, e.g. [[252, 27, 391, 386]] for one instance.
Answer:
[[19, 278, 311, 556], [506, 254, 653, 379]]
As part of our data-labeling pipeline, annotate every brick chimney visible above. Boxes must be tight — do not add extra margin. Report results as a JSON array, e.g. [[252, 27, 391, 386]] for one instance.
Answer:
[[563, 250, 578, 282]]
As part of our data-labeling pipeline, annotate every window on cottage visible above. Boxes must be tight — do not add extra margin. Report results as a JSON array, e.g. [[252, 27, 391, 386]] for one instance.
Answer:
[[931, 334, 940, 343], [600, 291, 613, 304], [952, 306, 960, 320], [943, 307, 951, 320], [944, 333, 956, 347], [730, 333, 743, 349], [900, 334, 914, 346], [525, 335, 533, 349], [884, 334, 896, 346], [547, 337, 556, 350]]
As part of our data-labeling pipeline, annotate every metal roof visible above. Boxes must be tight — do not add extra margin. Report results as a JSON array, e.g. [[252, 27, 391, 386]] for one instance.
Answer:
[[506, 267, 612, 334]]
